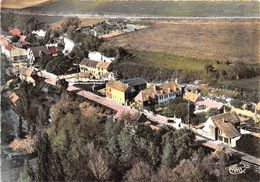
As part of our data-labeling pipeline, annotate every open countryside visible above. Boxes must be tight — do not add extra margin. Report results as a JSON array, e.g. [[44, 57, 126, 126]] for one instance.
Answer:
[[104, 19, 260, 63], [2, 0, 259, 17], [1, 1, 260, 182]]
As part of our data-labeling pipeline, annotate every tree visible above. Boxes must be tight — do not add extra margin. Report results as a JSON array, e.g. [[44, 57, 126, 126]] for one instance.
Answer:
[[237, 134, 260, 157], [172, 159, 214, 182], [230, 99, 243, 108], [36, 133, 65, 182], [124, 161, 153, 182], [61, 17, 81, 38], [20, 159, 35, 182], [206, 108, 220, 118], [204, 64, 214, 74], [151, 165, 177, 181], [87, 143, 111, 181], [161, 129, 195, 168]]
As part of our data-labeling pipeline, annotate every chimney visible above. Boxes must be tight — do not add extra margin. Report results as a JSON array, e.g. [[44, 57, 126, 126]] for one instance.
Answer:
[[223, 118, 228, 123]]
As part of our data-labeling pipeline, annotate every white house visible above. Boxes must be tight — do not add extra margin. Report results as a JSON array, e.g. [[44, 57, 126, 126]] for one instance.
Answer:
[[88, 51, 115, 63], [202, 112, 241, 147], [63, 37, 74, 55], [32, 29, 46, 38]]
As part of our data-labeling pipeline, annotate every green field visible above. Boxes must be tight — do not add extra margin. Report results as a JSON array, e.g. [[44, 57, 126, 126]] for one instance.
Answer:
[[128, 49, 225, 71]]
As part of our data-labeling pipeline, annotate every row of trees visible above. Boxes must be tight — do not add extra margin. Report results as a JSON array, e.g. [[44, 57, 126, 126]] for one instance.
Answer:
[[204, 61, 259, 82]]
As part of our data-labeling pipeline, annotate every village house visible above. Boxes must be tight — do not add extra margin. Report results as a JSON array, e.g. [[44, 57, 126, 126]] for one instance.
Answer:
[[106, 80, 130, 105], [122, 78, 147, 97], [9, 92, 20, 106], [195, 99, 224, 113], [9, 29, 22, 37], [183, 91, 200, 103], [88, 51, 115, 63], [9, 46, 28, 63], [19, 68, 45, 85], [79, 58, 112, 79], [106, 78, 147, 105], [0, 35, 12, 56], [202, 112, 241, 147], [134, 81, 180, 106], [1, 35, 28, 62], [27, 46, 57, 65]]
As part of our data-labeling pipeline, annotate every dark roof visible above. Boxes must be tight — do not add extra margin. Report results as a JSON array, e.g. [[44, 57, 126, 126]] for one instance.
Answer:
[[211, 112, 241, 139], [211, 112, 240, 125], [214, 120, 241, 138], [123, 78, 147, 87], [80, 58, 98, 67], [30, 46, 51, 57]]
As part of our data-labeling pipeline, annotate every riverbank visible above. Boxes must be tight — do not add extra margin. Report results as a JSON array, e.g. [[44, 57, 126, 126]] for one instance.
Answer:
[[1, 0, 52, 9]]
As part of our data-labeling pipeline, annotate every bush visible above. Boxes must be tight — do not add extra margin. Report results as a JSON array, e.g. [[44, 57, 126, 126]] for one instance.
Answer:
[[237, 134, 260, 157]]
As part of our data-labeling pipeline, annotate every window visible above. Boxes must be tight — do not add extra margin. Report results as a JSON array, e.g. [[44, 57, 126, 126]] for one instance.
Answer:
[[218, 136, 223, 141], [224, 138, 228, 143]]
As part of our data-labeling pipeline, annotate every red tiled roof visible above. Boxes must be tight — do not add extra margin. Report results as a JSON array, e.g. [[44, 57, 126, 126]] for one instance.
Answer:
[[5, 43, 13, 51], [9, 93, 20, 104], [9, 29, 22, 37], [196, 99, 224, 110], [47, 46, 57, 54], [0, 35, 11, 46]]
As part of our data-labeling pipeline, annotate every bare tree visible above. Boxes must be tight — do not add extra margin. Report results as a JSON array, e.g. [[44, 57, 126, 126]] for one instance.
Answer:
[[124, 161, 153, 182], [87, 143, 111, 181]]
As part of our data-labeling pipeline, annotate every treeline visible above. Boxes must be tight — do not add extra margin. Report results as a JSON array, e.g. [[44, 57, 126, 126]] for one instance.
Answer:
[[113, 61, 202, 82], [204, 61, 259, 82], [20, 95, 259, 182]]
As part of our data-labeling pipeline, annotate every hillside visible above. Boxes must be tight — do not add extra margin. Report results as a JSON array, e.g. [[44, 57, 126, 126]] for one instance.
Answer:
[[104, 19, 260, 63]]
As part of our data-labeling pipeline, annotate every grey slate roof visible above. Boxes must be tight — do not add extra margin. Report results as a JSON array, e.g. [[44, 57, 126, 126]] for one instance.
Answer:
[[80, 58, 98, 67], [123, 78, 147, 87], [30, 46, 51, 58]]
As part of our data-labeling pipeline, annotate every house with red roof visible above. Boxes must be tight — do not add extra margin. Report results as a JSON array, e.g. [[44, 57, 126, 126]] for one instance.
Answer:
[[9, 29, 22, 37], [195, 99, 224, 113], [47, 46, 58, 56], [0, 35, 12, 56]]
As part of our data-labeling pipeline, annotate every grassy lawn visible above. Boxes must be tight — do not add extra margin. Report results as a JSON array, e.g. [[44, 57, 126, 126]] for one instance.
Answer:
[[128, 49, 225, 71]]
